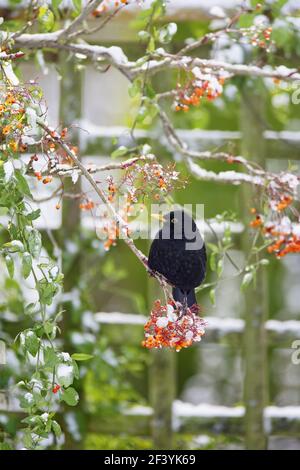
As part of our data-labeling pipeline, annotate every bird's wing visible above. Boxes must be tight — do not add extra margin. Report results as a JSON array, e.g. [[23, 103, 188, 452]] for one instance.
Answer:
[[148, 239, 183, 282]]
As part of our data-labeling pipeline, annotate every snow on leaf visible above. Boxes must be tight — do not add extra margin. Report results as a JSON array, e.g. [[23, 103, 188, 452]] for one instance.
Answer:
[[56, 363, 74, 388]]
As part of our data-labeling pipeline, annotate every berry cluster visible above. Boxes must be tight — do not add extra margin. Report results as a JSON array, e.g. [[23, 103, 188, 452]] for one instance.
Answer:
[[249, 26, 272, 50], [92, 0, 131, 17], [142, 300, 206, 352], [175, 69, 225, 112], [0, 88, 31, 158]]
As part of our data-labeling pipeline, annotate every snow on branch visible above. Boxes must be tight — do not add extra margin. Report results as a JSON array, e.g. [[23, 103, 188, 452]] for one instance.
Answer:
[[187, 158, 265, 186], [133, 54, 300, 83]]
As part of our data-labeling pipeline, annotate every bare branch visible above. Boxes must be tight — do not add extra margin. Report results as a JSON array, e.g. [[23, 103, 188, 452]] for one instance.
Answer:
[[158, 108, 267, 186], [59, 0, 104, 40]]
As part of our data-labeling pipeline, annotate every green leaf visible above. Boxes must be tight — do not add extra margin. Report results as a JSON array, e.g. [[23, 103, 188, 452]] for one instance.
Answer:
[[27, 228, 42, 259], [5, 254, 14, 278], [138, 30, 150, 42], [209, 288, 216, 306], [22, 252, 32, 279], [15, 170, 32, 197], [207, 243, 219, 253], [44, 347, 59, 368], [56, 363, 75, 387], [61, 387, 79, 406], [0, 442, 13, 450], [217, 258, 224, 277], [26, 209, 41, 221], [38, 279, 58, 305], [38, 5, 55, 32], [23, 330, 40, 357], [19, 392, 35, 409], [209, 252, 216, 272], [241, 272, 253, 290], [147, 36, 156, 53], [3, 240, 24, 253], [158, 22, 177, 44], [128, 78, 142, 98], [111, 146, 128, 159], [25, 302, 37, 315], [71, 353, 94, 361], [23, 429, 34, 449], [52, 420, 62, 438], [51, 0, 63, 16]]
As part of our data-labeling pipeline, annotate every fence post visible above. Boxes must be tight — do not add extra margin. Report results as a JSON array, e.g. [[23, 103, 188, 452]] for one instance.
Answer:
[[241, 81, 269, 449], [58, 54, 83, 447], [147, 246, 176, 449]]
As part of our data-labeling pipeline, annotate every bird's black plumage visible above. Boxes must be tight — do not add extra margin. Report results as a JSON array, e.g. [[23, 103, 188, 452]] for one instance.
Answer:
[[148, 210, 206, 307]]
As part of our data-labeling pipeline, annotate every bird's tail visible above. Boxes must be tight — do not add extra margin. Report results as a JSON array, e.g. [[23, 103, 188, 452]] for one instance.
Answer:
[[172, 287, 197, 308]]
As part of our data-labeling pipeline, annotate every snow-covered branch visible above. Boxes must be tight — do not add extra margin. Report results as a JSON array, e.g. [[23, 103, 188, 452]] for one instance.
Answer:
[[187, 158, 265, 186], [13, 34, 300, 83], [133, 53, 300, 83]]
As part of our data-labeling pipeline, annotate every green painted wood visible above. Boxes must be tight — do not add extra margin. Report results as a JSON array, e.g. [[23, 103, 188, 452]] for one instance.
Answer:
[[147, 248, 176, 450], [241, 81, 269, 450]]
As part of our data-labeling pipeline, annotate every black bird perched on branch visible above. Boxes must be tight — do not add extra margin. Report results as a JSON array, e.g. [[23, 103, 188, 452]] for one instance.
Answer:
[[148, 210, 206, 307]]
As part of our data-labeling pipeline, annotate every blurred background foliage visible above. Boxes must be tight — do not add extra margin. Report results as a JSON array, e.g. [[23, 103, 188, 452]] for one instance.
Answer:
[[1, 0, 300, 450]]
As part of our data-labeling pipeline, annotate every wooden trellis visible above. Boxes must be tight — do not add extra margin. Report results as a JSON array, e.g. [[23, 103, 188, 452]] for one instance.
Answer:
[[1, 12, 300, 446]]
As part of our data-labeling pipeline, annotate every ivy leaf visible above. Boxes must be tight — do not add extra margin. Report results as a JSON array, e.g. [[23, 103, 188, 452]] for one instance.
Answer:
[[22, 252, 32, 279], [27, 228, 42, 259], [71, 353, 94, 361], [5, 254, 14, 278], [60, 387, 79, 406]]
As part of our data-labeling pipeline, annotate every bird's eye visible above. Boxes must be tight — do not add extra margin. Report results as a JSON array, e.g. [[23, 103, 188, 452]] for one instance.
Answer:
[[171, 218, 177, 223]]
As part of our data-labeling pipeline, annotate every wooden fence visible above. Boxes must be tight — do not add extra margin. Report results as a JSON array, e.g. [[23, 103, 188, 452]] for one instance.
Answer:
[[1, 22, 300, 448]]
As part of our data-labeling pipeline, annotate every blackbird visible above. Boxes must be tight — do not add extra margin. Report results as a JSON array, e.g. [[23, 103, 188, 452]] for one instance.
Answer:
[[148, 210, 206, 307]]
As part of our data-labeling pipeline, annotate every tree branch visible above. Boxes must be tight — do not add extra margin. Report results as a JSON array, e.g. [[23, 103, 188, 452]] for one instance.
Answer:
[[132, 54, 300, 82], [36, 118, 169, 292], [59, 0, 104, 40]]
